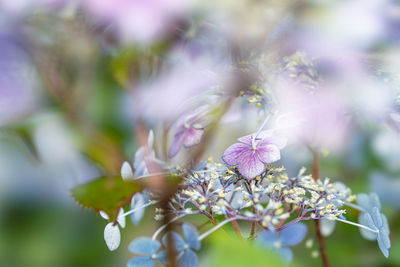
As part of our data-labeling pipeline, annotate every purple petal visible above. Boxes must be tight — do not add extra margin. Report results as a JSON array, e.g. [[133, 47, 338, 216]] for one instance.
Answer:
[[237, 151, 265, 179], [257, 144, 281, 164], [169, 131, 185, 158], [222, 143, 251, 166], [183, 128, 204, 148]]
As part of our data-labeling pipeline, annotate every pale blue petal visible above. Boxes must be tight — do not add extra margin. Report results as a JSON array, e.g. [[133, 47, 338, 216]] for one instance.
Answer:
[[258, 230, 278, 247], [280, 223, 307, 246], [371, 207, 383, 228], [156, 250, 167, 264], [361, 213, 377, 230], [356, 193, 370, 211], [369, 193, 381, 211], [182, 223, 201, 250], [127, 256, 154, 267], [377, 232, 390, 258], [129, 237, 161, 255], [277, 247, 293, 262], [178, 249, 198, 267], [320, 218, 336, 237], [359, 213, 377, 241], [382, 214, 390, 234], [162, 232, 185, 252], [378, 228, 391, 249], [130, 193, 146, 226]]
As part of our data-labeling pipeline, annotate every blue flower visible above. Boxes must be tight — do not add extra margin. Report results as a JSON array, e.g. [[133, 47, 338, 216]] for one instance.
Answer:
[[257, 223, 307, 262], [356, 193, 391, 257], [127, 237, 165, 267], [359, 207, 391, 258], [161, 223, 201, 267]]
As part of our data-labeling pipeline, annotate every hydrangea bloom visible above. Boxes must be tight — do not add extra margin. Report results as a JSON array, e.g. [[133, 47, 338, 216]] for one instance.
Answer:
[[257, 223, 307, 262], [222, 131, 287, 179], [128, 237, 166, 267]]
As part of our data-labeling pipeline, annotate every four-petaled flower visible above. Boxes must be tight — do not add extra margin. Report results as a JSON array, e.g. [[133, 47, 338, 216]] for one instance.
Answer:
[[161, 223, 201, 267], [357, 193, 391, 257], [169, 113, 207, 158], [222, 131, 287, 179], [360, 207, 391, 258], [257, 223, 307, 262], [127, 237, 166, 267]]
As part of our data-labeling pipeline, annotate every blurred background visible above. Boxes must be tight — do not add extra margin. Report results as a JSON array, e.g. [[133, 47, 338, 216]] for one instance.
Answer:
[[1, 0, 400, 266]]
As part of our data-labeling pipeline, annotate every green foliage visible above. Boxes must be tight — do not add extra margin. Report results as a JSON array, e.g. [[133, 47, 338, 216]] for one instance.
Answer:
[[71, 176, 143, 222], [208, 232, 288, 267]]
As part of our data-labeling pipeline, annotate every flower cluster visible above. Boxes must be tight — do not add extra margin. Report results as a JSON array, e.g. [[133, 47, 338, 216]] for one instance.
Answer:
[[96, 126, 391, 266]]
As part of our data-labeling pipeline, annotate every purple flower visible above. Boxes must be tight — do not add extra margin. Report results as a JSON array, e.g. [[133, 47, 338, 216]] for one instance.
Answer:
[[169, 113, 207, 158], [222, 131, 287, 179]]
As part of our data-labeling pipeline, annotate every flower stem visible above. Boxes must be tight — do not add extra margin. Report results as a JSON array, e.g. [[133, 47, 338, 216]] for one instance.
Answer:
[[312, 152, 331, 267], [198, 217, 238, 241], [252, 113, 271, 145], [120, 201, 158, 217], [335, 218, 378, 233], [152, 214, 186, 241]]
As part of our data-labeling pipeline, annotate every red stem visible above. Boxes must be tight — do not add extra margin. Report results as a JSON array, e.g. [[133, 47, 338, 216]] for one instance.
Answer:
[[312, 153, 331, 267]]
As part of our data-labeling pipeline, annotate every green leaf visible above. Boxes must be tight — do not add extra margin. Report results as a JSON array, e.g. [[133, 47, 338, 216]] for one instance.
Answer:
[[71, 176, 143, 222], [208, 231, 288, 267]]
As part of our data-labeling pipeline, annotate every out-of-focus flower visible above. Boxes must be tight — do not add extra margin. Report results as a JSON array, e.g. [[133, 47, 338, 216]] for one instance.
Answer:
[[0, 33, 40, 125], [372, 129, 400, 172], [161, 223, 201, 267], [257, 223, 307, 262], [169, 112, 208, 158], [139, 49, 223, 123], [101, 208, 126, 251], [370, 172, 400, 209], [127, 237, 165, 266], [274, 77, 349, 152], [83, 0, 191, 44], [121, 130, 165, 179], [222, 131, 287, 179]]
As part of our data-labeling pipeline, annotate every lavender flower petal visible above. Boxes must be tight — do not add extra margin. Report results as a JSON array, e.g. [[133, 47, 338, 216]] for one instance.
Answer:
[[222, 143, 251, 166], [183, 128, 204, 148], [237, 151, 265, 179]]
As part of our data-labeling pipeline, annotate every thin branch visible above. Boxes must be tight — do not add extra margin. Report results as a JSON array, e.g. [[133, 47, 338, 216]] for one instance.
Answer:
[[312, 152, 331, 267]]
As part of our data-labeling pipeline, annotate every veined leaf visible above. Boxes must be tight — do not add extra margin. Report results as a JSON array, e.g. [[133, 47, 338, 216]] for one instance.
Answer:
[[71, 176, 143, 222]]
